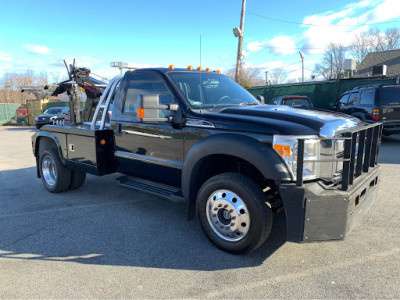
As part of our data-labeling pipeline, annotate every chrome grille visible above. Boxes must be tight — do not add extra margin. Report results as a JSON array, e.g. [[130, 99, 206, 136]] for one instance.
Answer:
[[296, 122, 383, 191]]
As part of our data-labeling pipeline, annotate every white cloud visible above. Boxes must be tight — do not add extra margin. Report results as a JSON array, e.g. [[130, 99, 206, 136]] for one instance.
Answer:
[[23, 44, 51, 55], [298, 0, 395, 54], [247, 41, 263, 52], [365, 0, 400, 22], [0, 50, 13, 62], [257, 60, 284, 70], [247, 36, 297, 55]]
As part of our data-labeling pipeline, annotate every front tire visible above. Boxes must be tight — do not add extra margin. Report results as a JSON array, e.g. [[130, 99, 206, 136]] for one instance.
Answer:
[[39, 148, 71, 193], [197, 173, 272, 254]]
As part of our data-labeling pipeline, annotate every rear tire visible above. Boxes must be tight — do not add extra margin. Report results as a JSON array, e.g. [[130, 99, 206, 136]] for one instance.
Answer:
[[197, 172, 272, 254], [39, 148, 71, 193], [69, 170, 86, 189]]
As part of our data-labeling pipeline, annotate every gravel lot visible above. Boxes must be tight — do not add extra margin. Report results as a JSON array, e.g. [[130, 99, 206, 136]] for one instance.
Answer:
[[0, 126, 399, 299]]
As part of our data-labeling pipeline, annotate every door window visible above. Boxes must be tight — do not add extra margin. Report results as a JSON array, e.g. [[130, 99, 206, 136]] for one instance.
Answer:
[[123, 74, 175, 118], [359, 89, 375, 105], [338, 93, 350, 105], [348, 92, 359, 105]]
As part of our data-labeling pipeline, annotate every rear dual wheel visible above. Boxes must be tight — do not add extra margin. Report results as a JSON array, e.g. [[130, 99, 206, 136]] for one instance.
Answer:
[[197, 173, 272, 254], [39, 146, 86, 193], [39, 148, 71, 193]]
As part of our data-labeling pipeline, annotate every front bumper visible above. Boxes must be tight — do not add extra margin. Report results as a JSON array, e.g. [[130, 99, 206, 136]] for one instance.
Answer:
[[279, 165, 380, 243], [35, 120, 52, 126]]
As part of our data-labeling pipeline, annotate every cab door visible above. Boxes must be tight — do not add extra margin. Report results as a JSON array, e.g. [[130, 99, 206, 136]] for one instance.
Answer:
[[112, 72, 184, 186]]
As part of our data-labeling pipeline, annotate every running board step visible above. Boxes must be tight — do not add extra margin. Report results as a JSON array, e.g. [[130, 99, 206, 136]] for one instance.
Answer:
[[117, 176, 185, 203]]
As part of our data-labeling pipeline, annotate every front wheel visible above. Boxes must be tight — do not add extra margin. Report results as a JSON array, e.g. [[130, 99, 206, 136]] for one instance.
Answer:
[[197, 173, 272, 254]]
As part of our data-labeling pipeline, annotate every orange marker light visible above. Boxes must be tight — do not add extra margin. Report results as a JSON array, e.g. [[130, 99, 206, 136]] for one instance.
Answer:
[[216, 70, 221, 74], [205, 68, 211, 72], [169, 65, 175, 70], [100, 139, 106, 145], [273, 144, 291, 158], [187, 65, 193, 70], [138, 108, 144, 119], [197, 66, 202, 71]]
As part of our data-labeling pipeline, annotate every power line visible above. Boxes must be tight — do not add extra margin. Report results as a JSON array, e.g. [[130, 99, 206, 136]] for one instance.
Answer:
[[264, 60, 301, 72], [255, 44, 362, 51], [248, 11, 400, 27]]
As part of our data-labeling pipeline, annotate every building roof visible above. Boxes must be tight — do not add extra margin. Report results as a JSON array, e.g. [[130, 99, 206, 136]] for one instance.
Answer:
[[357, 49, 400, 77]]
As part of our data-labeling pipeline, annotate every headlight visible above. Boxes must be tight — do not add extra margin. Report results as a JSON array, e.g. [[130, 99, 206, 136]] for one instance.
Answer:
[[273, 135, 320, 181], [273, 135, 345, 182]]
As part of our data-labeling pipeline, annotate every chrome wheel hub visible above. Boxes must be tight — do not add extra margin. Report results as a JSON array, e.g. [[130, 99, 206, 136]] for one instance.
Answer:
[[42, 155, 57, 187], [206, 189, 250, 242]]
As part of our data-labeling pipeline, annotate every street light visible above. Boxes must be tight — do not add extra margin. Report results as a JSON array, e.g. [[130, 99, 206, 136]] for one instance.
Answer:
[[299, 51, 304, 82]]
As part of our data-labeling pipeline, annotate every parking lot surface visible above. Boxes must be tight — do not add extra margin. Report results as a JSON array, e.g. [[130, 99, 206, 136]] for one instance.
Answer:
[[0, 126, 399, 298]]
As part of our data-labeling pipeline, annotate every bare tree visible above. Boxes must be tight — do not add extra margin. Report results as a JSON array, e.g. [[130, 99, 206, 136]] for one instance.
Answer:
[[0, 70, 52, 103], [269, 68, 288, 85], [36, 72, 48, 85], [351, 31, 371, 63], [225, 65, 264, 88], [50, 72, 61, 84], [384, 27, 400, 50], [366, 28, 386, 51], [351, 27, 400, 63], [314, 42, 347, 79]]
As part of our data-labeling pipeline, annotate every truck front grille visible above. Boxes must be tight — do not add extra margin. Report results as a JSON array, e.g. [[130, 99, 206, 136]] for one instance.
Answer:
[[296, 122, 383, 191]]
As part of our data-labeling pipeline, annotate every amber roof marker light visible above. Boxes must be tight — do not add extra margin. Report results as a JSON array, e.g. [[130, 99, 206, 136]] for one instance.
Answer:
[[169, 65, 175, 70]]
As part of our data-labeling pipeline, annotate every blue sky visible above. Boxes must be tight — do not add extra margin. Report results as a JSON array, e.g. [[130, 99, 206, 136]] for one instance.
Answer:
[[0, 0, 399, 82]]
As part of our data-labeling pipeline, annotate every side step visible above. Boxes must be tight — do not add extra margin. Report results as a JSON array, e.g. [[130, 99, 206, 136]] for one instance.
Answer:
[[117, 176, 185, 203]]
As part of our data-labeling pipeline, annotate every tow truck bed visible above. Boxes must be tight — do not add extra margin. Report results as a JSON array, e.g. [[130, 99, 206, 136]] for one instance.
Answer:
[[36, 124, 116, 176]]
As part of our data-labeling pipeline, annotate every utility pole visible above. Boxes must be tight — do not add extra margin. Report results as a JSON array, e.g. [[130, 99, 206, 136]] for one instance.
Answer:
[[265, 71, 269, 85], [234, 0, 246, 83], [330, 53, 333, 79]]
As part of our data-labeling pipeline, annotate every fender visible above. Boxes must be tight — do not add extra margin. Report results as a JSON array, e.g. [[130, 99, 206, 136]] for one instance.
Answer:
[[33, 131, 66, 164], [351, 113, 365, 121], [182, 133, 291, 219]]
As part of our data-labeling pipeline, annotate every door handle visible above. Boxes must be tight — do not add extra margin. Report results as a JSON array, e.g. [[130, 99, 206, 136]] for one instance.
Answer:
[[115, 123, 122, 136]]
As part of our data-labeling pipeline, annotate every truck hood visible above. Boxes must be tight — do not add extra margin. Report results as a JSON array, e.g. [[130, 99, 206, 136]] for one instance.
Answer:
[[202, 105, 360, 137]]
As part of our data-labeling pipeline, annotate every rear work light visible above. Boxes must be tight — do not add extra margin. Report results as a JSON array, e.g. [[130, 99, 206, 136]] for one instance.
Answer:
[[372, 109, 379, 120]]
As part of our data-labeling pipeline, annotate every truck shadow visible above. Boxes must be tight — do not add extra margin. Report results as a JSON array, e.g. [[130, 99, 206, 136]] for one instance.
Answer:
[[0, 167, 286, 271]]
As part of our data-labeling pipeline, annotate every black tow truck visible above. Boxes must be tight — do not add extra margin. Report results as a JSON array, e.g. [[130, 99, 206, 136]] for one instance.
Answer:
[[32, 66, 383, 254]]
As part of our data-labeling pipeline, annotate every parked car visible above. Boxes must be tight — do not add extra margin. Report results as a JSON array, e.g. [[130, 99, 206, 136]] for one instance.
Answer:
[[270, 95, 313, 107], [34, 107, 69, 129], [16, 107, 28, 125], [332, 85, 400, 136]]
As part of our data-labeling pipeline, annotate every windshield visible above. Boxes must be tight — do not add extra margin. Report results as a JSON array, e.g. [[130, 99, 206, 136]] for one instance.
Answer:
[[168, 72, 259, 109], [43, 108, 63, 115], [379, 86, 400, 105], [283, 99, 312, 107]]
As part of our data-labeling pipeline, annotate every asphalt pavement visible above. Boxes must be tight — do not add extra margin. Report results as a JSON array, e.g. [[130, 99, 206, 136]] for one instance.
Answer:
[[0, 126, 399, 298]]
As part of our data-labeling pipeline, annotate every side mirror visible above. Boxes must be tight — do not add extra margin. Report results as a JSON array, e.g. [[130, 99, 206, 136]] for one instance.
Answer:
[[137, 94, 178, 123], [256, 95, 265, 104]]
